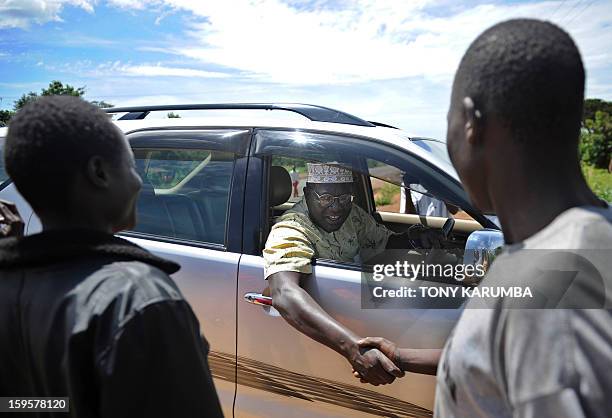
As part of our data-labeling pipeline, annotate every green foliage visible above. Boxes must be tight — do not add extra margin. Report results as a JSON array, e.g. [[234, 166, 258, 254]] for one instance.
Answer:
[[0, 110, 14, 126], [145, 150, 215, 189], [584, 99, 612, 122], [579, 110, 612, 169], [375, 183, 400, 206], [167, 112, 181, 118], [4, 81, 113, 124], [375, 195, 391, 206], [13, 80, 86, 111], [367, 159, 385, 168], [13, 92, 40, 111], [41, 80, 85, 97], [581, 162, 612, 202], [272, 156, 308, 173]]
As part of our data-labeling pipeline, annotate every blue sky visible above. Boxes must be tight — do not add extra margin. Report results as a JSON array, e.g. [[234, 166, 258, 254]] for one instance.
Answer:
[[1, 0, 611, 139]]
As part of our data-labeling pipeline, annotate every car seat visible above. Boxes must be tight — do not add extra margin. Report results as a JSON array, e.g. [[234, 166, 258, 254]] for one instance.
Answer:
[[158, 194, 206, 241], [266, 166, 292, 239], [133, 180, 175, 237], [134, 177, 206, 242], [270, 166, 292, 209]]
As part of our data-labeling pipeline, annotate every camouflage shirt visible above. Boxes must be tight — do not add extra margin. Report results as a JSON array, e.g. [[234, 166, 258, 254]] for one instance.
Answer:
[[263, 198, 394, 278]]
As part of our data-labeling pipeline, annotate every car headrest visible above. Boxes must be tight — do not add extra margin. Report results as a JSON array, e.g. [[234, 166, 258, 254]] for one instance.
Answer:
[[269, 166, 292, 207]]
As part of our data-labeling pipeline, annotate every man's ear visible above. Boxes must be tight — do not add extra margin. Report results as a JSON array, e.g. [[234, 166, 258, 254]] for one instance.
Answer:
[[462, 97, 483, 146], [85, 156, 110, 188]]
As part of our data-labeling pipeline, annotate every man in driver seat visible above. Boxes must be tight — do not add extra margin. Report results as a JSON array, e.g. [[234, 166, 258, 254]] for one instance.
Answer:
[[263, 163, 437, 386]]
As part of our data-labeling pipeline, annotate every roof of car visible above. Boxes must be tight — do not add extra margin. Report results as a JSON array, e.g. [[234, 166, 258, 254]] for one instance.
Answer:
[[0, 105, 458, 180]]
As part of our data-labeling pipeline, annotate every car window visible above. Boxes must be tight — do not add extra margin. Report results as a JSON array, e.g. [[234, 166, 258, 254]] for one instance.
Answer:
[[368, 160, 402, 212], [0, 138, 9, 187], [255, 130, 470, 212], [130, 148, 235, 245], [144, 150, 207, 189], [367, 158, 476, 221], [256, 129, 485, 269]]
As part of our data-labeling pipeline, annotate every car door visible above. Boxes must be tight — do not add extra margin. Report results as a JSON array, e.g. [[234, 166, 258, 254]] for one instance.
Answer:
[[234, 129, 486, 417], [121, 128, 251, 416]]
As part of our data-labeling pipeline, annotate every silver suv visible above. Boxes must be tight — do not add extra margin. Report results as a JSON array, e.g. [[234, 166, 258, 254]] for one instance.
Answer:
[[0, 104, 500, 417]]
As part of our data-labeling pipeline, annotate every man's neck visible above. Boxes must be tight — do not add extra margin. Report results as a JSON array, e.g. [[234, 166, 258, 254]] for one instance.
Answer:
[[490, 164, 604, 244], [40, 216, 113, 234]]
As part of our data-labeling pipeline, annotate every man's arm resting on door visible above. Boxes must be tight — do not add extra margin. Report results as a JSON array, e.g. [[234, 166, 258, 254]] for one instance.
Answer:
[[268, 271, 403, 385]]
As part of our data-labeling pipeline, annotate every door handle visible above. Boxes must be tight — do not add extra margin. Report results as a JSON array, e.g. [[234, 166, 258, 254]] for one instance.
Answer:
[[243, 292, 273, 306]]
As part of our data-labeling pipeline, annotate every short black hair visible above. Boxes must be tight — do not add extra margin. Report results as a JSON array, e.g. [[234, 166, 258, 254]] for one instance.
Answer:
[[5, 95, 124, 214], [453, 19, 585, 147]]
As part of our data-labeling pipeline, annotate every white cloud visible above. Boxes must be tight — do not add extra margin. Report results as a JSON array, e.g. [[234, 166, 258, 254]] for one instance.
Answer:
[[0, 0, 94, 29], [120, 64, 229, 78], [8, 0, 609, 139], [115, 0, 612, 85], [95, 0, 604, 139], [7, 0, 608, 87], [61, 34, 119, 46], [39, 59, 230, 78], [106, 0, 151, 9]]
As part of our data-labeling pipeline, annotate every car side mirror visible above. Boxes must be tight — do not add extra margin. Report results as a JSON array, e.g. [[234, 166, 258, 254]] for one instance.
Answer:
[[462, 229, 504, 284]]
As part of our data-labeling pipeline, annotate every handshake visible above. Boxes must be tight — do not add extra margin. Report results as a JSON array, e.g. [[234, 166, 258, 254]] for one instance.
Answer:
[[348, 337, 403, 386]]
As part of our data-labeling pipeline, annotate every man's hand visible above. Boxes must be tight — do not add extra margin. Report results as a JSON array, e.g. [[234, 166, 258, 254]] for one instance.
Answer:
[[359, 337, 399, 364], [352, 337, 402, 384], [408, 225, 443, 249], [355, 338, 442, 377], [0, 199, 24, 238], [349, 347, 404, 386], [386, 225, 444, 250]]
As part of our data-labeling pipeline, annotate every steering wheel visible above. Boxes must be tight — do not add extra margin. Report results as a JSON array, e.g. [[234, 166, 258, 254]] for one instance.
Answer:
[[408, 218, 454, 248]]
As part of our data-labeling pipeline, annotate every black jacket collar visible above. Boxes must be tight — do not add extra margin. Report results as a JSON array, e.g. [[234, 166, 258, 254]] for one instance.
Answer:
[[0, 229, 180, 274]]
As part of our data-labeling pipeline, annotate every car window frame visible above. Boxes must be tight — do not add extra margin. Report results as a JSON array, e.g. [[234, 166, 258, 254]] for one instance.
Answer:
[[253, 128, 495, 220], [120, 127, 252, 253], [248, 127, 500, 273]]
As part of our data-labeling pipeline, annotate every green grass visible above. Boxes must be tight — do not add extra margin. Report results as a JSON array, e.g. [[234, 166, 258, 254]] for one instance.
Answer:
[[375, 183, 400, 207], [582, 162, 612, 202]]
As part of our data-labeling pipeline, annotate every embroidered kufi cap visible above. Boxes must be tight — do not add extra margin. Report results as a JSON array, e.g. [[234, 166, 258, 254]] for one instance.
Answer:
[[306, 163, 353, 183]]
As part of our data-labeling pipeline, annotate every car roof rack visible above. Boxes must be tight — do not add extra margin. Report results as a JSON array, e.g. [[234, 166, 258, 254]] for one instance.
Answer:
[[368, 121, 399, 129], [104, 103, 375, 127]]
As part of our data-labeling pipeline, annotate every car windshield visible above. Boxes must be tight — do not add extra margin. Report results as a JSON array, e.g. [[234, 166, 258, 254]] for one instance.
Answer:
[[412, 138, 451, 164], [411, 137, 498, 219]]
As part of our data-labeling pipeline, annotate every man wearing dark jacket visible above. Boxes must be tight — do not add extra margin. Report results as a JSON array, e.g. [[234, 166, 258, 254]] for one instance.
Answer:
[[0, 96, 223, 417]]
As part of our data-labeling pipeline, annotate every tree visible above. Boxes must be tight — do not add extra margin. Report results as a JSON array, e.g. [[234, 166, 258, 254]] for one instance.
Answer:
[[13, 92, 39, 112], [41, 80, 85, 97], [13, 80, 85, 111], [167, 112, 181, 118], [2, 81, 114, 124], [583, 99, 612, 123], [580, 110, 612, 169], [0, 110, 13, 126], [579, 98, 611, 169]]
